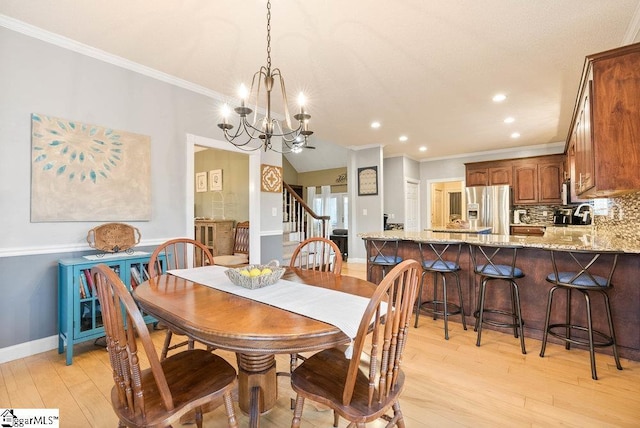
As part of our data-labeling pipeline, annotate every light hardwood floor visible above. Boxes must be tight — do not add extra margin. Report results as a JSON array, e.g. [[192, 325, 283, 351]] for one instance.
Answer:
[[2, 262, 639, 427]]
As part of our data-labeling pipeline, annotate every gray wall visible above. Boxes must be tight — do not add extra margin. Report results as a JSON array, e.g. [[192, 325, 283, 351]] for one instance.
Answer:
[[349, 146, 384, 261], [383, 157, 405, 222], [0, 26, 277, 352], [383, 156, 420, 224]]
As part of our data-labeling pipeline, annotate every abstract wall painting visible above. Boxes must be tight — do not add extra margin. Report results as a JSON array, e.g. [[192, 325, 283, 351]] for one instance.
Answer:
[[31, 113, 151, 221]]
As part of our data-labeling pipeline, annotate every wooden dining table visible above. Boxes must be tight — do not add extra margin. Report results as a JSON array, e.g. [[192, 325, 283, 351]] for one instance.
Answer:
[[133, 267, 377, 427]]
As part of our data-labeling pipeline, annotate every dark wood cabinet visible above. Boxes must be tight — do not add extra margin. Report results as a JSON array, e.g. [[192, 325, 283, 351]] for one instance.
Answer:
[[465, 166, 489, 187], [513, 164, 538, 204], [537, 160, 564, 204], [467, 155, 564, 205], [488, 166, 512, 185], [465, 161, 512, 187], [567, 42, 640, 198], [510, 225, 545, 236]]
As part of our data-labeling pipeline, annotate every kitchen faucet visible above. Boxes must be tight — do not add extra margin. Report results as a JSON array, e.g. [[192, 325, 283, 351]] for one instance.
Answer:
[[573, 203, 593, 224]]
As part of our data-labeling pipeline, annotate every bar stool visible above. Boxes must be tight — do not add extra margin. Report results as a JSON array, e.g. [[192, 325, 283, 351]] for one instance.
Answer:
[[539, 249, 622, 380], [414, 240, 467, 339], [365, 238, 402, 283], [469, 242, 526, 354]]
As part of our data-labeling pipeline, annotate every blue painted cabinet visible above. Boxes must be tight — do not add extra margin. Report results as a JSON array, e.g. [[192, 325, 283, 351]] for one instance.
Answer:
[[57, 253, 160, 365]]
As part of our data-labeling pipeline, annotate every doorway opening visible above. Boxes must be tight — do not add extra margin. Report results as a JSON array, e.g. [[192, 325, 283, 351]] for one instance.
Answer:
[[186, 133, 261, 263], [428, 179, 465, 228]]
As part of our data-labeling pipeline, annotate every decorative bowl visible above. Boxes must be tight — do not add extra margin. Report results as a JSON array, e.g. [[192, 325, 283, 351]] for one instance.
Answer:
[[225, 264, 285, 289]]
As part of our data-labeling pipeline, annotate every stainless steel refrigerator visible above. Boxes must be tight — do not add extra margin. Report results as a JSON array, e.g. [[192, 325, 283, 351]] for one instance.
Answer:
[[465, 185, 510, 235]]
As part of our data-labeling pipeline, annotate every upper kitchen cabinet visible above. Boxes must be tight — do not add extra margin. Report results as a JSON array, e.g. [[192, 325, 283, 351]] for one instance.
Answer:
[[566, 42, 640, 198], [465, 161, 512, 187], [466, 155, 564, 205], [512, 155, 564, 205]]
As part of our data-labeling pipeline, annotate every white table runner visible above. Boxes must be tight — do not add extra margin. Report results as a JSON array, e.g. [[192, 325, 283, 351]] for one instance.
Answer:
[[167, 265, 377, 355]]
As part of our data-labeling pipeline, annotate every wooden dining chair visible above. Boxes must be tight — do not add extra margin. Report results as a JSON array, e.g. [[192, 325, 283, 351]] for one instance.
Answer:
[[149, 238, 215, 360], [283, 237, 345, 399], [289, 236, 343, 275], [91, 264, 238, 428], [290, 259, 421, 428]]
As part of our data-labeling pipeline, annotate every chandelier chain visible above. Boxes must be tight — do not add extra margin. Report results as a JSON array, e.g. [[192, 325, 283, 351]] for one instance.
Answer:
[[266, 0, 271, 70], [217, 0, 313, 153]]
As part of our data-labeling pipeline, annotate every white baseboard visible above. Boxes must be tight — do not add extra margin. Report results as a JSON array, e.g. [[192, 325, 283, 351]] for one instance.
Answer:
[[0, 335, 58, 364]]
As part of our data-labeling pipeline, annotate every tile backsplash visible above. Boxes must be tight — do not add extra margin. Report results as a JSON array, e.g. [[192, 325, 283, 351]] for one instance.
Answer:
[[514, 190, 640, 243], [595, 191, 640, 243]]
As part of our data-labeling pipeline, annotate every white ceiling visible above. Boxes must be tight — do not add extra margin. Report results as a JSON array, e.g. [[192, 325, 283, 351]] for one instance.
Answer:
[[2, 1, 640, 172]]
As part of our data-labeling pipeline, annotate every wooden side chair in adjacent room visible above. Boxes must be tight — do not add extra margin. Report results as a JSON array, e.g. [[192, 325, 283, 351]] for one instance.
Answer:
[[414, 240, 467, 339], [91, 264, 238, 428], [540, 249, 623, 380], [289, 236, 343, 274], [149, 238, 215, 360], [215, 221, 250, 267], [290, 259, 422, 428], [469, 242, 527, 354]]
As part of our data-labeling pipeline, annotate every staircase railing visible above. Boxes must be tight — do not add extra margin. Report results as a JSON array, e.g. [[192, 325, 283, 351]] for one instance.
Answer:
[[283, 182, 330, 244]]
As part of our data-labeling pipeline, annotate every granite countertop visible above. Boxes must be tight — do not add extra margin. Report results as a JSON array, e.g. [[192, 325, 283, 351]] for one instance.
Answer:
[[358, 228, 640, 254], [426, 226, 492, 233]]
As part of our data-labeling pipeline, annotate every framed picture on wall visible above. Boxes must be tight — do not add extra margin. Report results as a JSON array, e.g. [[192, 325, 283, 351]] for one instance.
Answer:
[[261, 164, 283, 193], [357, 166, 378, 196], [195, 172, 207, 192], [210, 169, 222, 191]]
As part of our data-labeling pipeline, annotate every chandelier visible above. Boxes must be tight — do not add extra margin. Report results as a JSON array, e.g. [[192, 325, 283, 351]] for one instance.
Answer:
[[217, 0, 313, 153]]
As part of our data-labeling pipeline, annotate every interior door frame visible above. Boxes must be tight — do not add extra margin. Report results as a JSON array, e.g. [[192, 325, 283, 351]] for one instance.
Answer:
[[186, 133, 261, 263]]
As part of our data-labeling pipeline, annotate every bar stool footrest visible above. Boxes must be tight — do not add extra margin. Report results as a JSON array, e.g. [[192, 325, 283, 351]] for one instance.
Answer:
[[546, 323, 615, 348], [474, 309, 524, 331], [419, 300, 464, 318]]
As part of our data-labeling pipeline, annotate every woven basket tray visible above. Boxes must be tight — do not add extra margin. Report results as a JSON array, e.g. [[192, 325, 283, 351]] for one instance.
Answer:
[[225, 265, 285, 290], [86, 222, 141, 253]]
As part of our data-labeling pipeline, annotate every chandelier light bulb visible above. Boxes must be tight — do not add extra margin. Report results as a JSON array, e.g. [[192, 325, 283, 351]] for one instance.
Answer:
[[238, 84, 249, 105], [298, 92, 307, 115], [220, 104, 231, 126]]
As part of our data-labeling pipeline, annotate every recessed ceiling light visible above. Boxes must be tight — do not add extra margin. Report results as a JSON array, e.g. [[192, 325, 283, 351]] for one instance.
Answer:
[[419, 146, 427, 152], [492, 94, 507, 102], [504, 117, 515, 124], [399, 135, 408, 142], [511, 132, 520, 139], [371, 121, 381, 129]]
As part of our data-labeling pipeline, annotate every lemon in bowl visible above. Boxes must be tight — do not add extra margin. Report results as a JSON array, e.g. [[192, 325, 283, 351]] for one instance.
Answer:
[[225, 264, 285, 289]]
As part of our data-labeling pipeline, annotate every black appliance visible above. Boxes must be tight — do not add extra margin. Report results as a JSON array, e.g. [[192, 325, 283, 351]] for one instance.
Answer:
[[383, 214, 389, 230], [329, 229, 348, 261], [553, 209, 572, 225]]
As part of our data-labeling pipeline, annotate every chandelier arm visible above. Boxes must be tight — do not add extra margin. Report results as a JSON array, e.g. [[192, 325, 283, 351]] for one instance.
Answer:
[[221, 128, 263, 151], [267, 120, 303, 140], [247, 67, 268, 128], [272, 68, 294, 130]]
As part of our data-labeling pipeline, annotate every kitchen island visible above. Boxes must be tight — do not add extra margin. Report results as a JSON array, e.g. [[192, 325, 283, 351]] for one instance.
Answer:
[[360, 228, 640, 361]]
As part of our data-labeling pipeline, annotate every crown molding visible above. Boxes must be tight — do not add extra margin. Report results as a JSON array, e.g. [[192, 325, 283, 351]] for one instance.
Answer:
[[0, 14, 224, 101]]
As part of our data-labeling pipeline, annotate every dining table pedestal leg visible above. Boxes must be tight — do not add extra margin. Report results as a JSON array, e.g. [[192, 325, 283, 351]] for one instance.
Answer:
[[236, 353, 278, 427]]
